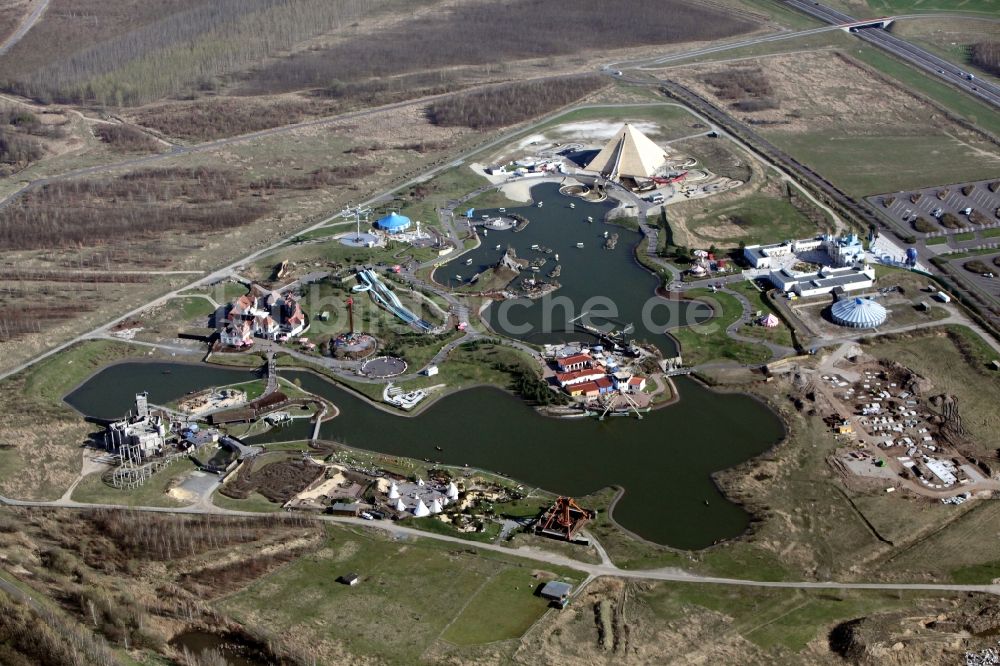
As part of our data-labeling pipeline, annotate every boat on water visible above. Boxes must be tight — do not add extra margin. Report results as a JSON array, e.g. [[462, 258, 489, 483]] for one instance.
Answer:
[[604, 230, 609, 238], [496, 244, 502, 250], [537, 202, 543, 208], [483, 228, 488, 236], [586, 216, 593, 223], [531, 244, 539, 250], [455, 274, 462, 280], [576, 242, 584, 248], [465, 258, 473, 265], [554, 253, 559, 261], [435, 445, 443, 451], [569, 202, 576, 209]]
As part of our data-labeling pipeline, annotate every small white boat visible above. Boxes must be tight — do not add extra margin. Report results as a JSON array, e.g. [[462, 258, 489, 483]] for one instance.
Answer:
[[499, 208, 506, 213], [576, 242, 584, 248], [531, 244, 539, 250], [604, 230, 609, 238], [586, 216, 593, 223], [569, 203, 576, 209], [554, 253, 559, 261], [537, 202, 543, 208], [465, 258, 473, 265], [455, 274, 462, 280], [483, 228, 488, 236], [496, 244, 502, 250]]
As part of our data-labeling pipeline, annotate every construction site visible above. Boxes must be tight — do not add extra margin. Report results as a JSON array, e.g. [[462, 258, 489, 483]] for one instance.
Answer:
[[785, 350, 1000, 502]]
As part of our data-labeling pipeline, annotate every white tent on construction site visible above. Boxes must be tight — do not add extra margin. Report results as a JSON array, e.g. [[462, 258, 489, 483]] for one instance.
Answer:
[[413, 499, 430, 517], [759, 313, 780, 328], [585, 123, 668, 180], [430, 498, 443, 514], [446, 482, 459, 500], [388, 482, 400, 500], [394, 498, 407, 512]]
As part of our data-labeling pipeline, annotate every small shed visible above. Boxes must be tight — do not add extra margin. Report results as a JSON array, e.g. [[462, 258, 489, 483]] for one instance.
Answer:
[[329, 502, 360, 517], [338, 573, 360, 586], [539, 581, 573, 608], [991, 360, 1000, 371]]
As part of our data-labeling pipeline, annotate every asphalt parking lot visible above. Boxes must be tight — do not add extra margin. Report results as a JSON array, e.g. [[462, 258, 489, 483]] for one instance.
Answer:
[[868, 178, 1000, 237], [947, 251, 1000, 307]]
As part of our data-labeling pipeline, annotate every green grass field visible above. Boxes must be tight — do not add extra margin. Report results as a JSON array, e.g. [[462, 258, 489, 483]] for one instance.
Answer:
[[671, 289, 771, 366], [219, 524, 583, 661], [680, 191, 827, 248], [440, 567, 555, 645], [728, 281, 797, 348], [70, 458, 196, 508], [865, 0, 997, 14], [773, 130, 999, 198], [644, 584, 958, 653]]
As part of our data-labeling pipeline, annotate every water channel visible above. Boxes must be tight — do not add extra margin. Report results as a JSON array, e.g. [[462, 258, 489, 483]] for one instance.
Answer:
[[65, 363, 784, 550], [442, 181, 710, 355]]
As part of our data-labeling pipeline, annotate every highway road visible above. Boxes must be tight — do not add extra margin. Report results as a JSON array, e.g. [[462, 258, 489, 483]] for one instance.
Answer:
[[784, 0, 1000, 108]]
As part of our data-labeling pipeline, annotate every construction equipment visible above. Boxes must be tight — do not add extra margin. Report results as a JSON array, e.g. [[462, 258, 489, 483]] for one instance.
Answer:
[[536, 496, 596, 542]]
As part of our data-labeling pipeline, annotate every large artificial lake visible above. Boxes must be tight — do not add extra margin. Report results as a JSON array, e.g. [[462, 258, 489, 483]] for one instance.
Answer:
[[66, 362, 784, 550], [442, 181, 709, 355]]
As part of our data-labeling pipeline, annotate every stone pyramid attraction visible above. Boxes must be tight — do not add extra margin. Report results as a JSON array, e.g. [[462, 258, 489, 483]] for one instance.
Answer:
[[585, 123, 668, 180]]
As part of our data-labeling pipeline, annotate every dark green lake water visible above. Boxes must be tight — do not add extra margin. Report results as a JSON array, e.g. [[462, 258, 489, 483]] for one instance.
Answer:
[[65, 363, 784, 549], [444, 181, 709, 355]]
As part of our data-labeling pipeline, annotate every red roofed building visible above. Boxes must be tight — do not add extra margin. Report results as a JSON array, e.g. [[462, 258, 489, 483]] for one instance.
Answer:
[[626, 376, 647, 393], [556, 353, 591, 372], [594, 376, 615, 394], [556, 366, 606, 388]]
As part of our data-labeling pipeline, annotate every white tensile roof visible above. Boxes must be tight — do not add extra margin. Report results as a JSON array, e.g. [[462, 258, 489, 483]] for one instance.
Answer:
[[585, 123, 668, 179], [831, 297, 887, 329]]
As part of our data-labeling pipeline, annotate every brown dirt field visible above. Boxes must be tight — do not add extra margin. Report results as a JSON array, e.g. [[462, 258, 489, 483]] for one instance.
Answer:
[[669, 50, 961, 135]]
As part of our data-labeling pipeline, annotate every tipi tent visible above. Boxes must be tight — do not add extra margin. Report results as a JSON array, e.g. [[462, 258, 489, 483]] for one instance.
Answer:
[[759, 313, 780, 328], [585, 124, 668, 180], [446, 482, 459, 500], [430, 498, 443, 514], [413, 499, 430, 518], [388, 482, 400, 500], [394, 498, 407, 512]]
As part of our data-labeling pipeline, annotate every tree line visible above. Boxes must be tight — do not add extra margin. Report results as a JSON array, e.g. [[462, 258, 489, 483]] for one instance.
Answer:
[[702, 67, 778, 112], [4, 0, 386, 106], [971, 41, 1000, 76], [0, 167, 271, 251], [241, 0, 755, 95], [426, 76, 608, 129]]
